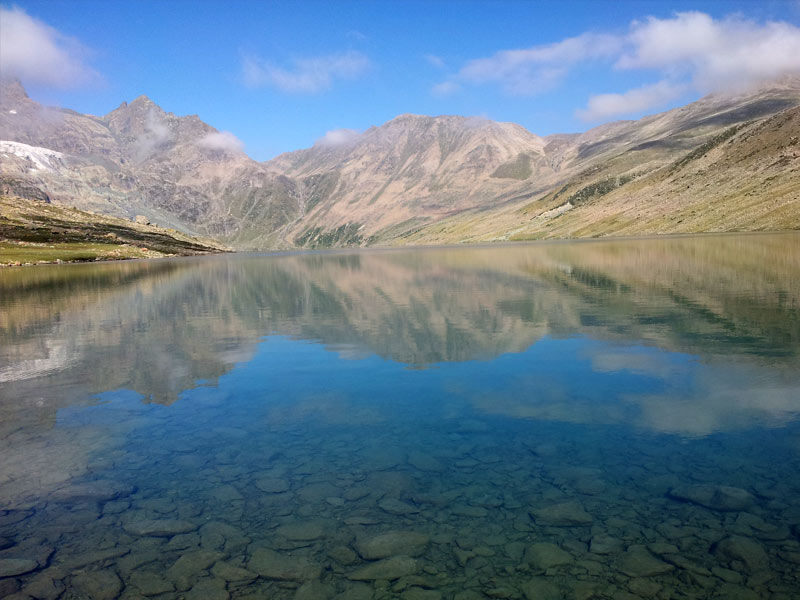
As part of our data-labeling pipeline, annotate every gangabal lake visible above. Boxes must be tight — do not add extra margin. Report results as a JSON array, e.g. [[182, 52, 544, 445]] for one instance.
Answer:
[[1, 232, 799, 600]]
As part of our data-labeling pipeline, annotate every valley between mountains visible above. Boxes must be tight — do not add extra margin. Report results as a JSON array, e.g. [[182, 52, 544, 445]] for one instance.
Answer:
[[1, 77, 799, 252]]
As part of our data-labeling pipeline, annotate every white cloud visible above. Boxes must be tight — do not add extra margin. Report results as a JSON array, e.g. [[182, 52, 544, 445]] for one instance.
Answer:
[[199, 130, 245, 153], [577, 80, 688, 121], [448, 32, 623, 96], [431, 81, 460, 97], [242, 50, 370, 93], [425, 54, 446, 69], [618, 12, 800, 93], [0, 6, 98, 88], [314, 128, 361, 147], [133, 109, 172, 161], [439, 11, 800, 121]]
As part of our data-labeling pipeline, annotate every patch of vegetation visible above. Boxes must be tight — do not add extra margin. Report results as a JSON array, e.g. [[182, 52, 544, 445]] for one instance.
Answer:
[[669, 124, 748, 173], [302, 171, 339, 211], [365, 217, 431, 245], [566, 173, 637, 206], [491, 153, 533, 180], [294, 222, 364, 248], [0, 241, 157, 265], [0, 195, 225, 266]]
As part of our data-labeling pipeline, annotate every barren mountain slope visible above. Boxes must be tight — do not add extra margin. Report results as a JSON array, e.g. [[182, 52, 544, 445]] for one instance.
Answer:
[[393, 85, 800, 245], [0, 80, 298, 243], [266, 114, 551, 247], [268, 77, 800, 247], [2, 77, 799, 250]]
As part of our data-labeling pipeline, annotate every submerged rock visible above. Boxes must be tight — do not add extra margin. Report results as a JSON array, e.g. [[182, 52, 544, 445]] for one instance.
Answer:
[[328, 545, 358, 565], [129, 570, 175, 595], [248, 548, 321, 581], [185, 577, 229, 600], [402, 587, 443, 600], [530, 501, 592, 526], [713, 536, 769, 571], [211, 560, 257, 582], [524, 542, 573, 570], [590, 535, 623, 555], [521, 576, 561, 600], [668, 485, 755, 512], [124, 519, 198, 537], [346, 556, 418, 580], [379, 498, 420, 515], [295, 580, 336, 600], [50, 480, 134, 502], [21, 571, 65, 599], [71, 570, 122, 600], [276, 520, 327, 541], [408, 451, 444, 472], [356, 530, 430, 559], [0, 558, 38, 577], [619, 545, 674, 577], [255, 477, 290, 493], [167, 549, 224, 590]]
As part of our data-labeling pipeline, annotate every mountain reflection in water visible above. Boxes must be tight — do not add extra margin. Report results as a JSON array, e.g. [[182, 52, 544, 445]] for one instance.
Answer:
[[1, 233, 800, 599], [2, 232, 799, 430]]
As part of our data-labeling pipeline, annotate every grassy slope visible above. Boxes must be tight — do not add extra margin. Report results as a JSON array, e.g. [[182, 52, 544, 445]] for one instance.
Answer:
[[0, 195, 228, 266]]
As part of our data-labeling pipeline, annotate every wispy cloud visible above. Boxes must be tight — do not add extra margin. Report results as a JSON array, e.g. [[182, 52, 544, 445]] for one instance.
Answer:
[[425, 54, 446, 69], [314, 128, 361, 147], [431, 81, 460, 97], [576, 80, 688, 122], [199, 130, 245, 153], [437, 11, 800, 121], [439, 32, 622, 96], [241, 50, 370, 93], [133, 109, 172, 161], [0, 6, 99, 88]]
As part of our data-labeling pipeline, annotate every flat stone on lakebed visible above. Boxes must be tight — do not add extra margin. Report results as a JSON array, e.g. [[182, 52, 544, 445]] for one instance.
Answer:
[[347, 555, 419, 581], [123, 519, 198, 536]]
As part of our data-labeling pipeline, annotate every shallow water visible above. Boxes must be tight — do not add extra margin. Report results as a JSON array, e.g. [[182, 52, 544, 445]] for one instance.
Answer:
[[1, 233, 800, 599]]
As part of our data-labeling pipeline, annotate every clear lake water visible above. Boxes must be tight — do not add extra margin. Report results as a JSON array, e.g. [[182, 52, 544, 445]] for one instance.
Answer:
[[1, 233, 800, 599]]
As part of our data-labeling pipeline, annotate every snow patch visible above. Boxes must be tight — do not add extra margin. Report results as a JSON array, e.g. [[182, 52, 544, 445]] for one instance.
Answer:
[[0, 140, 64, 171]]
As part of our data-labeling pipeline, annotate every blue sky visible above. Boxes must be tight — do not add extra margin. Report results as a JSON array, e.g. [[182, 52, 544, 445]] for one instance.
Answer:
[[3, 0, 800, 160]]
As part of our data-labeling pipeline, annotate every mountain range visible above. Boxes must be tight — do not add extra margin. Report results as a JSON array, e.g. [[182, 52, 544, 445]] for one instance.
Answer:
[[1, 77, 799, 249]]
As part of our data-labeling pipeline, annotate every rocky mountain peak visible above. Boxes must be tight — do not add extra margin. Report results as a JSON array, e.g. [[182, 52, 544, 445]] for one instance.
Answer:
[[0, 78, 32, 109]]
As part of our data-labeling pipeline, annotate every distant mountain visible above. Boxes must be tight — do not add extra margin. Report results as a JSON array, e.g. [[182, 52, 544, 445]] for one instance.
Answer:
[[2, 77, 799, 249], [0, 79, 298, 246]]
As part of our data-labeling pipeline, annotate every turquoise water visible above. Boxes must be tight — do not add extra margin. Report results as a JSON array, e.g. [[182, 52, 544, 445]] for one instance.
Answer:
[[1, 233, 800, 599]]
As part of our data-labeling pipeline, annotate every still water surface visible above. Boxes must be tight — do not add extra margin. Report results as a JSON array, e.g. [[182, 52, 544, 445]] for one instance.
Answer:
[[1, 233, 800, 599]]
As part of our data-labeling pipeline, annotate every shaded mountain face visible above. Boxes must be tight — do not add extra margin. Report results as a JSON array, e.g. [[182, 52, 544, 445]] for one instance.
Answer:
[[2, 77, 800, 249], [0, 79, 299, 243]]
